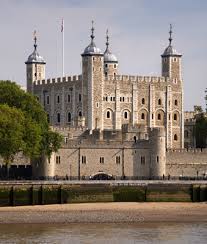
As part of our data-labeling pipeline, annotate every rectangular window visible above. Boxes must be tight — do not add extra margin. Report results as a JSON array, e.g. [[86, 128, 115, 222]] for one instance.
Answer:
[[157, 156, 159, 163], [141, 156, 145, 165], [82, 156, 87, 164], [79, 94, 82, 102], [68, 94, 71, 103], [46, 95, 50, 105], [56, 156, 61, 164], [100, 157, 104, 164], [116, 156, 121, 164], [57, 95, 60, 104], [57, 113, 61, 123]]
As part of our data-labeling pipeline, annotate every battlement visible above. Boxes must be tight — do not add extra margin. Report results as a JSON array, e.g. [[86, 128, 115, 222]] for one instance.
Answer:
[[105, 75, 170, 83], [34, 75, 82, 86], [167, 148, 207, 153]]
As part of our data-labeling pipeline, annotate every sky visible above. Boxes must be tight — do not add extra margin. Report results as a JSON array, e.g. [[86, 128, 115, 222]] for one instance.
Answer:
[[0, 0, 207, 111]]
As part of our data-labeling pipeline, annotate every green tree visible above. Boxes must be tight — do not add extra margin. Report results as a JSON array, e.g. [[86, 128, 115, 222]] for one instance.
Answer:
[[195, 113, 207, 148], [0, 80, 62, 165], [0, 104, 25, 175]]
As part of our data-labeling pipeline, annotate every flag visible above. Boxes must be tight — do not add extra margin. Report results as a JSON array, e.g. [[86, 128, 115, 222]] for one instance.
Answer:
[[61, 19, 64, 32]]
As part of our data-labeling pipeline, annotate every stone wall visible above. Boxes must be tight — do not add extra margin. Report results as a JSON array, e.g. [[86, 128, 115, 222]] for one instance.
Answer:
[[166, 149, 207, 176]]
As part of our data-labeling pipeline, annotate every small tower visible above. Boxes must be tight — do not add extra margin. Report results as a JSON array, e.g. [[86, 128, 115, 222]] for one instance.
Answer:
[[81, 21, 104, 131], [161, 25, 182, 81], [25, 31, 46, 93], [104, 29, 118, 77]]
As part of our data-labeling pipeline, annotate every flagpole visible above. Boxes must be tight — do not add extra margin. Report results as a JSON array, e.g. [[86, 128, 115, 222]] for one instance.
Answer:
[[62, 19, 64, 77]]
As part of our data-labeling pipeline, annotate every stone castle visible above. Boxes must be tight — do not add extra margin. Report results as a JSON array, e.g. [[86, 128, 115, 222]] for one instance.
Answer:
[[21, 23, 206, 180]]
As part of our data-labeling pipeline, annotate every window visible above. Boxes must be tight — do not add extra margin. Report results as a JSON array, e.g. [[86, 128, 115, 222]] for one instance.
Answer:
[[174, 114, 177, 121], [174, 134, 178, 141], [141, 113, 145, 120], [68, 112, 71, 123], [56, 156, 61, 164], [64, 137, 68, 144], [106, 110, 111, 119], [114, 73, 116, 76], [114, 64, 116, 68], [105, 63, 108, 68], [110, 97, 113, 101], [169, 114, 171, 120], [46, 95, 50, 105], [116, 156, 121, 164], [68, 94, 71, 103], [120, 97, 122, 102], [124, 111, 128, 119], [123, 97, 125, 102], [96, 102, 99, 108], [152, 114, 154, 119], [57, 95, 60, 104], [82, 156, 87, 164], [158, 99, 161, 105], [157, 156, 159, 163], [47, 114, 50, 123], [106, 97, 108, 102], [57, 113, 60, 123], [79, 94, 82, 102], [105, 72, 108, 76], [142, 98, 145, 105], [174, 58, 177, 62], [113, 97, 115, 101], [79, 111, 82, 117], [141, 156, 145, 165], [175, 99, 178, 106], [158, 113, 161, 120], [100, 157, 104, 164]]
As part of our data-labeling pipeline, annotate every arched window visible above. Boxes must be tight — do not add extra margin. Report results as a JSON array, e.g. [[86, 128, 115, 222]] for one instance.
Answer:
[[142, 98, 145, 105], [158, 113, 161, 120], [174, 134, 178, 141], [106, 110, 111, 119], [175, 99, 178, 106], [124, 111, 128, 119], [105, 72, 108, 76], [68, 112, 71, 123], [79, 111, 82, 117], [57, 113, 60, 123], [141, 113, 145, 120], [158, 99, 161, 105], [174, 114, 177, 121]]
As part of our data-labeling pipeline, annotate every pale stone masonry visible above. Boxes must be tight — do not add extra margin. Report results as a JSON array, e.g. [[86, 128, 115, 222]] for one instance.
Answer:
[[22, 24, 207, 179], [26, 25, 183, 150]]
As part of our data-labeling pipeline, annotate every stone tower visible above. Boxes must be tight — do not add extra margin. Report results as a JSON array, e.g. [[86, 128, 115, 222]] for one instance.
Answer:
[[25, 32, 46, 93], [104, 29, 118, 77], [161, 24, 182, 81], [149, 127, 166, 177], [81, 21, 104, 131]]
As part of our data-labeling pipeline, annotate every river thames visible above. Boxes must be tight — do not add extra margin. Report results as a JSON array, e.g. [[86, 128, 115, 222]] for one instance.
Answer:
[[0, 222, 206, 243]]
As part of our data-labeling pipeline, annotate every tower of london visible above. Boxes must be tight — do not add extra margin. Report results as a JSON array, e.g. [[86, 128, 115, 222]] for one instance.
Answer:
[[23, 23, 199, 180], [26, 23, 183, 150]]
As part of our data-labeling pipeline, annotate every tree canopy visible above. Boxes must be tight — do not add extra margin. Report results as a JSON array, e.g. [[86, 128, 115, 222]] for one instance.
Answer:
[[0, 80, 62, 164], [195, 113, 207, 148]]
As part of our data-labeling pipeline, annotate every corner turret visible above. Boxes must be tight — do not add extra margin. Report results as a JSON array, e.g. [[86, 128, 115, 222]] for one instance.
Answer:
[[161, 25, 182, 81], [104, 29, 118, 77], [25, 31, 46, 93]]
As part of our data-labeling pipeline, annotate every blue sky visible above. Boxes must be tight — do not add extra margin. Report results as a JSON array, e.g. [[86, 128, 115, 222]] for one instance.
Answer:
[[1, 0, 207, 110]]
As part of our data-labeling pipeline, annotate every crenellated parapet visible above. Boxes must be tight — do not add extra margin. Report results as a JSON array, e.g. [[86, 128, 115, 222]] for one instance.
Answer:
[[33, 75, 82, 86], [105, 74, 171, 83], [167, 148, 207, 153]]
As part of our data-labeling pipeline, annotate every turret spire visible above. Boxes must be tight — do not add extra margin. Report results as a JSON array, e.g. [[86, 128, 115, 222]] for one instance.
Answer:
[[33, 30, 37, 51], [169, 24, 172, 46], [106, 29, 109, 51], [90, 20, 95, 43]]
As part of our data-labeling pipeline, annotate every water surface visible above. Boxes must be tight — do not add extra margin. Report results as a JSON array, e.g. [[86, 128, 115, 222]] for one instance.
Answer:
[[0, 222, 206, 243]]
